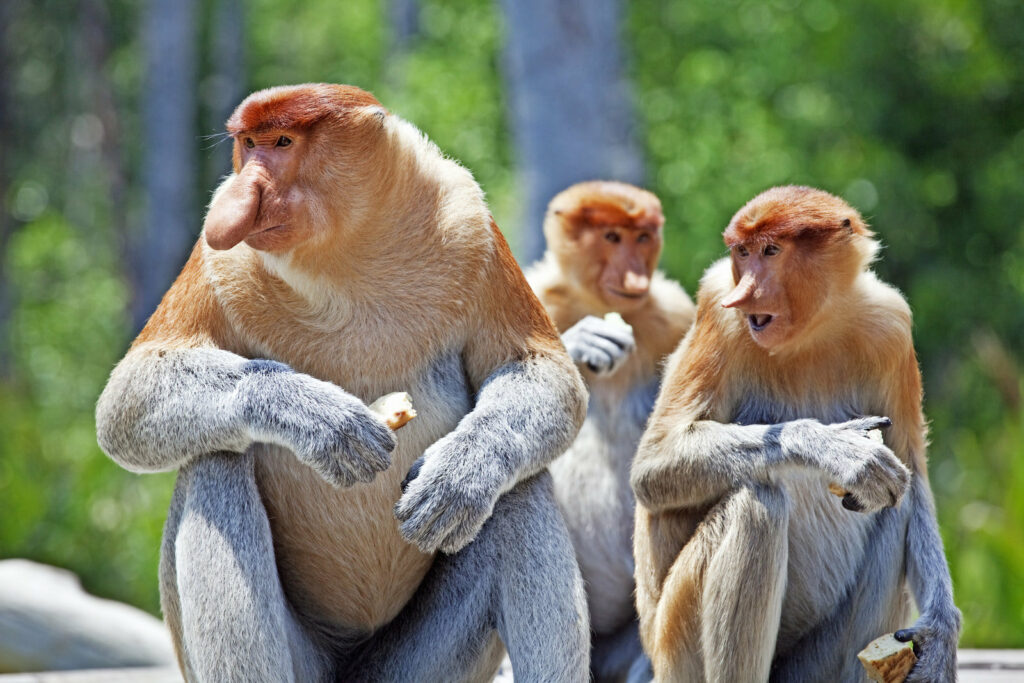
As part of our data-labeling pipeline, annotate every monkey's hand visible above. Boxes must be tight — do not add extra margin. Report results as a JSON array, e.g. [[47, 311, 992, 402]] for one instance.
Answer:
[[894, 612, 961, 683], [784, 416, 910, 513], [394, 431, 504, 555], [562, 315, 636, 376], [239, 360, 395, 487]]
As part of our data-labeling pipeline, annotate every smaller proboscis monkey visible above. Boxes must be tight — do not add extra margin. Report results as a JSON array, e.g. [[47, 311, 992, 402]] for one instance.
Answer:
[[630, 186, 960, 682], [527, 181, 696, 682]]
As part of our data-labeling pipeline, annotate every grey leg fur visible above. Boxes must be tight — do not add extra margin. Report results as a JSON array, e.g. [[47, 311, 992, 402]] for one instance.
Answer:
[[769, 503, 910, 683], [347, 472, 590, 682], [591, 620, 652, 683], [161, 450, 330, 682]]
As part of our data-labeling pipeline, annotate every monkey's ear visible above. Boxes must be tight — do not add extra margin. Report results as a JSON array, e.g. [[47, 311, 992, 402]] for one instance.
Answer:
[[371, 108, 387, 127], [841, 218, 852, 229]]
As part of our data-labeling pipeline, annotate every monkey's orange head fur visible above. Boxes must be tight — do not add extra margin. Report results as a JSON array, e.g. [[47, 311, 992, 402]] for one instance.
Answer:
[[724, 186, 872, 247], [544, 181, 665, 313], [720, 186, 880, 351], [227, 84, 384, 137]]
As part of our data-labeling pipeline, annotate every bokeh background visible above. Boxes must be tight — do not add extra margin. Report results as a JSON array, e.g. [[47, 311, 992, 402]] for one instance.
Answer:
[[2, 0, 1022, 648]]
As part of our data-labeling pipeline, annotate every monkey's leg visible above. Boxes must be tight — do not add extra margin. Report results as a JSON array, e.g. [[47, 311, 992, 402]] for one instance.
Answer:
[[653, 484, 789, 683], [768, 503, 910, 683], [161, 450, 330, 683], [347, 471, 589, 682], [591, 619, 653, 683]]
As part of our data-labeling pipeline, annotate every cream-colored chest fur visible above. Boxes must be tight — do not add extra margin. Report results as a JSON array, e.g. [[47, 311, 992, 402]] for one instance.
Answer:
[[202, 244, 484, 631], [551, 358, 660, 633]]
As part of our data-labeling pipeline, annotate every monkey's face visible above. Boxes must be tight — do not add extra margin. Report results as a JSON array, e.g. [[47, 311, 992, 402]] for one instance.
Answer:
[[205, 128, 313, 253], [575, 224, 662, 313], [722, 239, 811, 350]]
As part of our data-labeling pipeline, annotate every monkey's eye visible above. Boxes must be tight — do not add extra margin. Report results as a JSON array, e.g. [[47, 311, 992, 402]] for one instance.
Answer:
[[604, 231, 621, 244], [736, 245, 749, 258], [276, 136, 292, 148], [637, 233, 651, 244], [244, 137, 255, 149], [763, 244, 781, 257]]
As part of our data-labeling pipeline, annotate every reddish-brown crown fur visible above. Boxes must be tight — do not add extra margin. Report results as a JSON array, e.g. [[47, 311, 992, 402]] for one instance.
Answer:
[[551, 180, 664, 231], [226, 83, 384, 135], [723, 185, 871, 248]]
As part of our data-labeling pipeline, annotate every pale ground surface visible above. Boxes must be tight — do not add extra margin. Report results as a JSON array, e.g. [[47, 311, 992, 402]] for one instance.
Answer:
[[0, 651, 1020, 682]]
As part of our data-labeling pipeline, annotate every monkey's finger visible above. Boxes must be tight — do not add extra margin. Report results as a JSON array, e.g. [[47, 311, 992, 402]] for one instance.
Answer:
[[394, 476, 447, 526], [590, 325, 635, 351], [408, 501, 468, 553], [841, 494, 865, 512], [582, 333, 628, 360], [304, 453, 357, 488], [843, 416, 893, 433], [580, 347, 615, 373], [401, 457, 425, 493], [396, 494, 447, 547], [439, 514, 488, 555], [893, 629, 919, 648]]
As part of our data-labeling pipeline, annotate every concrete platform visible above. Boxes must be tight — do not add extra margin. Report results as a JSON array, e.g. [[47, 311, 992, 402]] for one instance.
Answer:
[[1, 650, 1021, 681]]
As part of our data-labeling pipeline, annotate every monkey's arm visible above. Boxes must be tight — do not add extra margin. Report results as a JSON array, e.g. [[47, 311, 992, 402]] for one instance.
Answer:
[[893, 475, 961, 682], [96, 252, 393, 485], [885, 349, 960, 681], [395, 225, 587, 555], [631, 415, 909, 514], [96, 347, 395, 486]]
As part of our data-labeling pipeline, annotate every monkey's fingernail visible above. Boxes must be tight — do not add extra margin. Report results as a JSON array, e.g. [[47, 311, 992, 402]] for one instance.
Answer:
[[894, 629, 914, 643], [842, 494, 865, 512], [879, 417, 893, 428]]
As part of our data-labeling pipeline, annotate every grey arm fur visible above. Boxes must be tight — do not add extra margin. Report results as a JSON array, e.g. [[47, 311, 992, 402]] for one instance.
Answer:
[[631, 416, 909, 513], [96, 349, 394, 486], [895, 475, 962, 683], [395, 357, 586, 555]]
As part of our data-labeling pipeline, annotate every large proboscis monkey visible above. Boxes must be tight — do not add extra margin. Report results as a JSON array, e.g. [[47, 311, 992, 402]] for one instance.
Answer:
[[95, 84, 591, 682], [526, 181, 696, 682], [630, 186, 961, 682]]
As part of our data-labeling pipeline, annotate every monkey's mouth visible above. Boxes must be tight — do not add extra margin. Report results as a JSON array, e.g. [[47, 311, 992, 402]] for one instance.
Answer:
[[608, 289, 647, 300], [251, 224, 287, 236], [748, 314, 774, 331]]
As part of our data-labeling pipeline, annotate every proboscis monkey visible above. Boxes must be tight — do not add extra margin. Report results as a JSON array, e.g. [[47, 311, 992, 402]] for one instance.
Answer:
[[526, 181, 696, 682], [96, 84, 591, 682], [630, 186, 960, 682]]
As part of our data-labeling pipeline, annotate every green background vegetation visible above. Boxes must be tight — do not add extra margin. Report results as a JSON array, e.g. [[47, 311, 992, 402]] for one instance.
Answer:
[[2, 0, 1022, 647]]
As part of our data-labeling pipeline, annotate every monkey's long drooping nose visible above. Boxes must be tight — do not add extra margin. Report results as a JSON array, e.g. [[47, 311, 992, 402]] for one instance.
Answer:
[[721, 272, 757, 309], [204, 164, 265, 250]]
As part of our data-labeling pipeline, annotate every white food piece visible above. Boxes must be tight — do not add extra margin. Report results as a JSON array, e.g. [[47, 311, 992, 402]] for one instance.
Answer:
[[857, 632, 916, 683], [603, 311, 632, 331], [368, 392, 417, 430]]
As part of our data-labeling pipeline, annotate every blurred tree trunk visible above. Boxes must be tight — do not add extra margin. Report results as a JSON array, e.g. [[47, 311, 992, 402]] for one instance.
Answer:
[[390, 0, 420, 53], [204, 0, 246, 189], [137, 0, 198, 329], [79, 0, 129, 268], [499, 0, 644, 263], [0, 0, 14, 377]]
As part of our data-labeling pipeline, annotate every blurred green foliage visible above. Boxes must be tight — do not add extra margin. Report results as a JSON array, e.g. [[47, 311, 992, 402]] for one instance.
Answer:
[[1, 0, 1022, 646]]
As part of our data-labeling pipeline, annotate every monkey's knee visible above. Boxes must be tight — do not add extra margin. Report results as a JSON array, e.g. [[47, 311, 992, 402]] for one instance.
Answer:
[[721, 482, 790, 542]]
